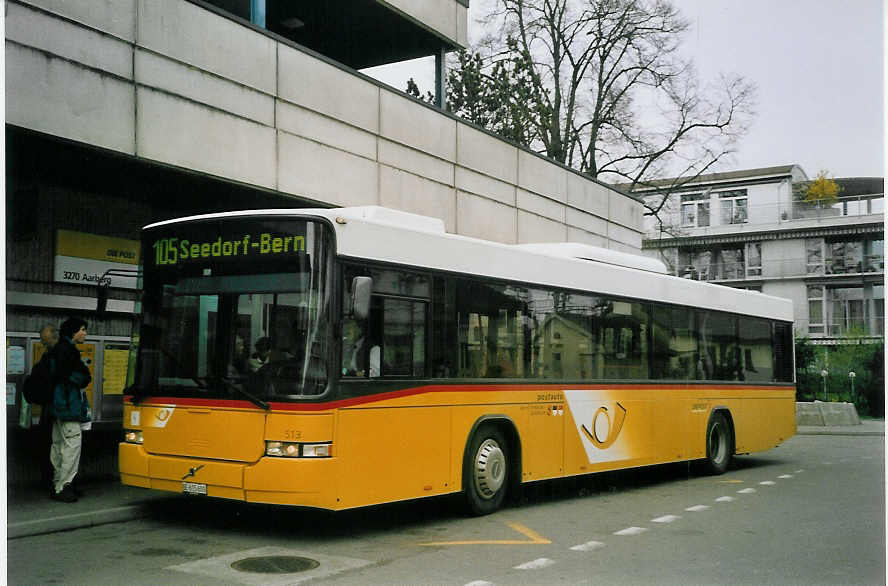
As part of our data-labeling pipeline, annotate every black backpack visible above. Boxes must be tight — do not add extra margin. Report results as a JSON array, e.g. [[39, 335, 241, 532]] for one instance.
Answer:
[[23, 355, 54, 406]]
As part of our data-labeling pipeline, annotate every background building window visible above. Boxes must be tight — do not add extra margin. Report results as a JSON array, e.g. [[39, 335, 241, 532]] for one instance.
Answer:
[[746, 242, 762, 277], [807, 285, 824, 334], [717, 247, 744, 279], [718, 189, 748, 224], [828, 286, 866, 334], [681, 193, 710, 228], [679, 249, 711, 280], [826, 239, 864, 274], [864, 238, 884, 272], [806, 239, 824, 275]]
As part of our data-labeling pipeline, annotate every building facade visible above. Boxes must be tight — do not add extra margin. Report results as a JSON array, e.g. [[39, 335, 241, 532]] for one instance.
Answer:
[[5, 0, 644, 449], [633, 165, 884, 345]]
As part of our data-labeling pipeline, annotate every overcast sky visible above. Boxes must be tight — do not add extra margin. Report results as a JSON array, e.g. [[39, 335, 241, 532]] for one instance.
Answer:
[[364, 0, 884, 180]]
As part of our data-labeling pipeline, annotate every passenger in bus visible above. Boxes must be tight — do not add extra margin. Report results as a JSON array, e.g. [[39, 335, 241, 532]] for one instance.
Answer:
[[248, 337, 271, 372], [344, 324, 380, 378]]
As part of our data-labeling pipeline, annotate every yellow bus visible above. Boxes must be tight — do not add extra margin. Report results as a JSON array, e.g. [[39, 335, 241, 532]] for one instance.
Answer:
[[120, 206, 795, 514]]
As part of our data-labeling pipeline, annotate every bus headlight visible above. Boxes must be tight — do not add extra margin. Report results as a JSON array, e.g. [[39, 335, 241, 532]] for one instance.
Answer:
[[124, 429, 144, 444], [265, 441, 331, 458]]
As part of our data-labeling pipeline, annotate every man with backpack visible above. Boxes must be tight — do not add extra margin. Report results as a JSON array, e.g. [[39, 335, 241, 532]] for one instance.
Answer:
[[46, 318, 92, 503]]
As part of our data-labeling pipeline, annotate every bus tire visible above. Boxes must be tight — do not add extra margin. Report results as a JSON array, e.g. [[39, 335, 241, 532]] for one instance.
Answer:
[[464, 425, 509, 515], [704, 411, 733, 475]]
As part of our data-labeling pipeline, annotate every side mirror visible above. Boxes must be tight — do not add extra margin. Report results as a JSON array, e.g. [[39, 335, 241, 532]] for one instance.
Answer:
[[351, 276, 372, 320]]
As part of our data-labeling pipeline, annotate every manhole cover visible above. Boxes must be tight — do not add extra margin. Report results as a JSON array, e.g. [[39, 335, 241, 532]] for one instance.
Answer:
[[230, 555, 320, 574]]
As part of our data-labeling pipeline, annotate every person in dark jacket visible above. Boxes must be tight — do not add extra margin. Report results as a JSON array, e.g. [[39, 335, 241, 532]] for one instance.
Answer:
[[48, 317, 91, 502]]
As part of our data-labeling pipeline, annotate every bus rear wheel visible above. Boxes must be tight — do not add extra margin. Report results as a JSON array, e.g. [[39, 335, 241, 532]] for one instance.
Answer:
[[704, 412, 733, 475], [464, 426, 509, 515]]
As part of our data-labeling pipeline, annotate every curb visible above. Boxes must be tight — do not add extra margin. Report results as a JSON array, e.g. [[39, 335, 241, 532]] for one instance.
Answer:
[[8, 504, 149, 539], [796, 429, 884, 437]]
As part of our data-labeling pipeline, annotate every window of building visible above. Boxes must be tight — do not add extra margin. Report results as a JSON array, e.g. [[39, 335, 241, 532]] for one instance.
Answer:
[[807, 285, 824, 334], [828, 286, 866, 335], [826, 239, 864, 274], [864, 238, 884, 272], [679, 249, 711, 280], [677, 243, 761, 282], [809, 236, 884, 275], [746, 242, 763, 277], [808, 284, 881, 337], [806, 239, 824, 275], [681, 193, 710, 227], [718, 189, 748, 224], [717, 247, 745, 280], [656, 248, 679, 275]]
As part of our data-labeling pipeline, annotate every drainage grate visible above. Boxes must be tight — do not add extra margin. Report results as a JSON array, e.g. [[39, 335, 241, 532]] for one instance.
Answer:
[[230, 555, 320, 574]]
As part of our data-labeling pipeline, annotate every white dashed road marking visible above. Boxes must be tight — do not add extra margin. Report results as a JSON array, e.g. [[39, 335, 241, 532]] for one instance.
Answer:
[[570, 541, 606, 552], [738, 488, 757, 494], [716, 496, 735, 502], [795, 469, 805, 473], [514, 558, 556, 570], [464, 581, 494, 586], [759, 481, 776, 485], [685, 505, 710, 512], [778, 474, 794, 479], [614, 527, 648, 536], [651, 515, 681, 523]]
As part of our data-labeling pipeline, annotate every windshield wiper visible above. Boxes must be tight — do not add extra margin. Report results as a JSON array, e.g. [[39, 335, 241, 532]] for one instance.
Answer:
[[195, 376, 270, 411]]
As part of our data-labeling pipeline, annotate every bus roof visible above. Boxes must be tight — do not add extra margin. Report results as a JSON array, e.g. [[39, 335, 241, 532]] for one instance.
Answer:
[[144, 206, 794, 322]]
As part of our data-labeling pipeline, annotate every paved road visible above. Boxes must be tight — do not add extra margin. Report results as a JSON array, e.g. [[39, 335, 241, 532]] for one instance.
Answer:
[[8, 434, 884, 585]]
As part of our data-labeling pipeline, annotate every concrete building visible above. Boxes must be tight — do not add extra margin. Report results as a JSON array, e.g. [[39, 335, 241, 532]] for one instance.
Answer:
[[5, 0, 643, 462], [631, 165, 884, 345]]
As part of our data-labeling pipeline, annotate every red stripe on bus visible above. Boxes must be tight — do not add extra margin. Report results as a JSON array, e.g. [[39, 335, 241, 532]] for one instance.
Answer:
[[124, 383, 794, 412]]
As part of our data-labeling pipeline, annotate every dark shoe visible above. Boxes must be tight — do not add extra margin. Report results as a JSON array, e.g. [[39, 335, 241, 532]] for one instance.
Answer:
[[51, 484, 78, 503], [71, 481, 84, 498]]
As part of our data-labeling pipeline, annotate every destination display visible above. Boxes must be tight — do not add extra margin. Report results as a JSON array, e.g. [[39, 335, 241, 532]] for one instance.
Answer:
[[151, 232, 306, 266], [143, 218, 321, 278]]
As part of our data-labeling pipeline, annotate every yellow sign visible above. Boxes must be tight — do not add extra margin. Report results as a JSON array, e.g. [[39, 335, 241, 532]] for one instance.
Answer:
[[103, 346, 130, 395], [55, 230, 140, 288], [56, 230, 140, 265]]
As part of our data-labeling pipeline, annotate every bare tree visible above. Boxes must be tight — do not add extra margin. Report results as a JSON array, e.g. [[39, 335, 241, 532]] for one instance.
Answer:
[[446, 0, 756, 230]]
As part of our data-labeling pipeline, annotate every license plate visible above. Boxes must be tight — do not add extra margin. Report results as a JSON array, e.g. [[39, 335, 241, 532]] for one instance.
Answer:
[[182, 481, 207, 495]]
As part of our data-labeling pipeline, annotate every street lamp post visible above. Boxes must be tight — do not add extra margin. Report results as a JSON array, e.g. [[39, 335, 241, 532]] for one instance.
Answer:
[[821, 369, 829, 401], [849, 371, 856, 404]]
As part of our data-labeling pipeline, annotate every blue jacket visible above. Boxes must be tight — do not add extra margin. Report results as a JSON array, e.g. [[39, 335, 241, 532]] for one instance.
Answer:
[[48, 337, 92, 422], [52, 372, 91, 422]]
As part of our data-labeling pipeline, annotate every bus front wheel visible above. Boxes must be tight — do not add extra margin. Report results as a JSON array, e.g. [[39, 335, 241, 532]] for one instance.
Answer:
[[704, 412, 733, 475], [464, 426, 509, 515]]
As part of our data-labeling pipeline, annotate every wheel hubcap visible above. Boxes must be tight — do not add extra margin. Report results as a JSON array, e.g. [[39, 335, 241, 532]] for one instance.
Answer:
[[474, 439, 506, 499]]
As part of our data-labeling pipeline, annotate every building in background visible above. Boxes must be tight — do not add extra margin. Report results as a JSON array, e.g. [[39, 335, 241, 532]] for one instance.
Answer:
[[5, 0, 643, 485], [631, 165, 884, 345]]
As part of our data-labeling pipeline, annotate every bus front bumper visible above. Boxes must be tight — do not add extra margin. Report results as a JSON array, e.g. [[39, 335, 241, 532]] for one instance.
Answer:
[[119, 443, 340, 509]]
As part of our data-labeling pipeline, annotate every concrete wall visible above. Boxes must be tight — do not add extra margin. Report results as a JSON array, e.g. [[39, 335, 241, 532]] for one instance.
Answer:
[[6, 0, 643, 252]]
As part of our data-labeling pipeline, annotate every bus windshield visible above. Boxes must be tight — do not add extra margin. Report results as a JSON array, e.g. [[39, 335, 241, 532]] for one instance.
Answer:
[[134, 217, 333, 402]]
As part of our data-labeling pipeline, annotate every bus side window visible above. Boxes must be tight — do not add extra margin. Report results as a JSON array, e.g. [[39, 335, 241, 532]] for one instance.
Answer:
[[380, 298, 426, 377]]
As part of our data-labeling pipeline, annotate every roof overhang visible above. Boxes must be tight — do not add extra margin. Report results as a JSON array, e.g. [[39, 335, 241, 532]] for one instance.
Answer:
[[199, 0, 467, 70]]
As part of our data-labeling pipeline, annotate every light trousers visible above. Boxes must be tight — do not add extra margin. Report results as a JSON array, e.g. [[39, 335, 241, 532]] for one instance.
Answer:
[[50, 419, 82, 493]]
